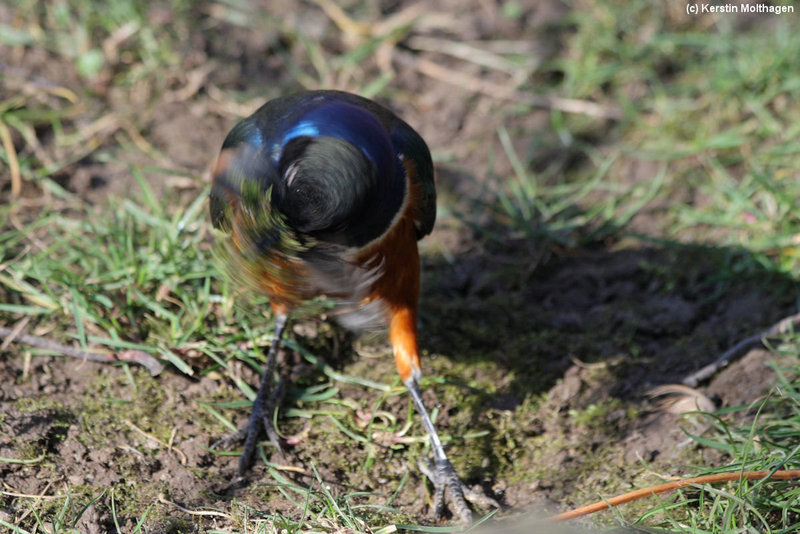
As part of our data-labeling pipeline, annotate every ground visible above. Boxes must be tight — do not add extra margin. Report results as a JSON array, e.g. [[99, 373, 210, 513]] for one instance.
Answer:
[[1, 1, 799, 532]]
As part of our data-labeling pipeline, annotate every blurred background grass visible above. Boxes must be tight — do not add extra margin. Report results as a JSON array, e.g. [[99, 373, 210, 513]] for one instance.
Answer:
[[1, 0, 800, 532]]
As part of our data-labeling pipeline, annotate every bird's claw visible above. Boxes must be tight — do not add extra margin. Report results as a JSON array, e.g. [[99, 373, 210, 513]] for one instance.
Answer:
[[211, 377, 287, 475], [418, 458, 500, 524]]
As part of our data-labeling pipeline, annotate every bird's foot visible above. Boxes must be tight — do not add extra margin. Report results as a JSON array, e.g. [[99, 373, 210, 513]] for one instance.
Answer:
[[418, 458, 500, 524], [211, 378, 286, 476]]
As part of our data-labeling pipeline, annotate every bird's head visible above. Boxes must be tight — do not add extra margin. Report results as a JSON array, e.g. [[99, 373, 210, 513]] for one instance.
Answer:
[[275, 135, 378, 241], [212, 99, 403, 248], [209, 93, 415, 306]]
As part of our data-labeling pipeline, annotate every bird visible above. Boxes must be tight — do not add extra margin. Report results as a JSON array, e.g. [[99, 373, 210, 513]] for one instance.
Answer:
[[209, 90, 498, 522]]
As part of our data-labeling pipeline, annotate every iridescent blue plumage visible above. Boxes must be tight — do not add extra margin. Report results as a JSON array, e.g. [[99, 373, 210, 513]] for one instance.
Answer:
[[211, 90, 434, 249], [280, 103, 393, 174], [210, 90, 436, 312]]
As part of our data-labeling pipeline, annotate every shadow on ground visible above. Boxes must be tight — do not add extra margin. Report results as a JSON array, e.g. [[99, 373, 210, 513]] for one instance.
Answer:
[[404, 164, 799, 507], [423, 164, 797, 394]]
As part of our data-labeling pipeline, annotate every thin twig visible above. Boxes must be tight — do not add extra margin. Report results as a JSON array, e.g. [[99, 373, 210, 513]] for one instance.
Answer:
[[551, 469, 800, 520], [682, 311, 800, 387], [0, 326, 164, 376]]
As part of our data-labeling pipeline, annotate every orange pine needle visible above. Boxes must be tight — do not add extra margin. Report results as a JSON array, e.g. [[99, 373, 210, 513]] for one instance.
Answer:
[[551, 470, 800, 521]]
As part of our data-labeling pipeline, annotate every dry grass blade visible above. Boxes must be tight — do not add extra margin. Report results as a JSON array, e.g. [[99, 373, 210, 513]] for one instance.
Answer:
[[394, 50, 622, 119], [310, 0, 372, 37], [0, 488, 63, 501], [0, 119, 22, 197], [4, 481, 54, 525], [312, 0, 427, 40], [406, 35, 540, 77], [0, 61, 80, 104], [157, 495, 234, 520], [165, 62, 217, 104]]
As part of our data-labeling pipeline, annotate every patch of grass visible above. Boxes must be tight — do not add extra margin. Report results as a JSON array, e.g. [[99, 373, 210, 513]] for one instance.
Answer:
[[0, 0, 199, 196], [480, 1, 800, 276], [0, 489, 110, 534], [629, 362, 800, 531], [0, 186, 216, 369], [0, 182, 428, 530], [3, 0, 800, 531]]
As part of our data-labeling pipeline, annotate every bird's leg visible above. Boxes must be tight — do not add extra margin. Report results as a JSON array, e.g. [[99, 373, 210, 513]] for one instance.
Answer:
[[213, 314, 289, 474], [404, 376, 500, 524], [372, 234, 498, 522], [237, 313, 288, 475], [390, 305, 498, 523]]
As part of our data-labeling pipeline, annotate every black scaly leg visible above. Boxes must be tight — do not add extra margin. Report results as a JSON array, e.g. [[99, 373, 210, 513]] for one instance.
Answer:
[[237, 314, 288, 475]]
